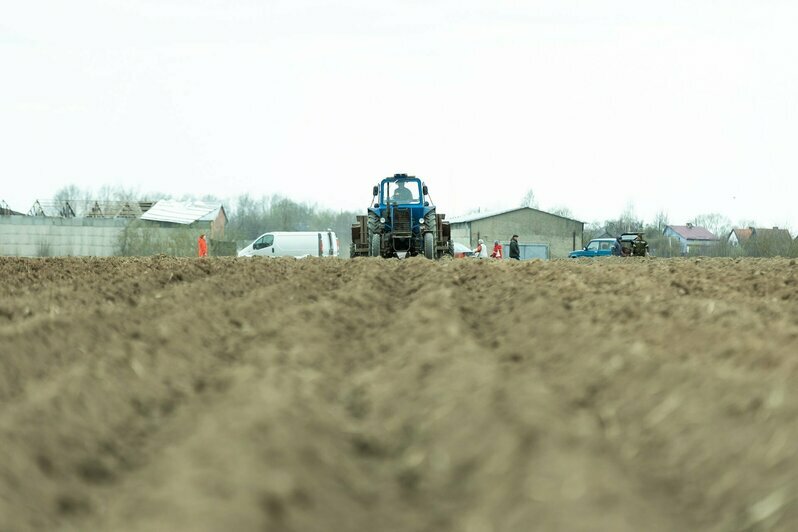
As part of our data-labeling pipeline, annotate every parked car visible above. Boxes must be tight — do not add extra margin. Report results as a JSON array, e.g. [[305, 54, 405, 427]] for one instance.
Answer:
[[568, 238, 616, 258], [452, 242, 474, 258]]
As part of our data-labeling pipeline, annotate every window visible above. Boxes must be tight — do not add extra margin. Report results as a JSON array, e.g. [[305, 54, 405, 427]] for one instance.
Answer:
[[383, 179, 421, 204], [599, 241, 611, 250], [586, 241, 600, 251], [254, 234, 274, 249]]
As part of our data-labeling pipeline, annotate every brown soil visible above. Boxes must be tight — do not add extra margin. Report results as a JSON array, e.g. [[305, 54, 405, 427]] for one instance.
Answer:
[[1, 256, 797, 532]]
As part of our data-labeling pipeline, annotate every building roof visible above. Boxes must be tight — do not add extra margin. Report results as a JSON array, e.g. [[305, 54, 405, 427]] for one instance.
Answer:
[[752, 227, 792, 241], [27, 199, 153, 218], [449, 206, 583, 225], [140, 200, 225, 225], [728, 227, 753, 244], [665, 224, 718, 241]]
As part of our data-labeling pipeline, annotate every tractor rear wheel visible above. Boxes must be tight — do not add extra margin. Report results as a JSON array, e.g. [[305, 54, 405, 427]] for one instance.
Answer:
[[370, 233, 381, 257], [423, 232, 435, 259]]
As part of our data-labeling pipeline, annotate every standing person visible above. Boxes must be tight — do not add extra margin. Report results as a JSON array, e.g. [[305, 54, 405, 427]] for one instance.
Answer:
[[632, 234, 649, 257], [473, 239, 489, 258], [490, 240, 503, 259], [198, 233, 208, 257], [509, 234, 520, 260], [612, 236, 623, 256]]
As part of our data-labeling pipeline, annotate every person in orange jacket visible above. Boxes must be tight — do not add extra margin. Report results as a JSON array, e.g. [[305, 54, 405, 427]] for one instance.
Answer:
[[490, 240, 503, 259], [198, 233, 208, 257]]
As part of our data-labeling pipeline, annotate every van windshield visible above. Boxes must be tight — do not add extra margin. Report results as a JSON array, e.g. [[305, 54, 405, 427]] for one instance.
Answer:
[[254, 234, 274, 249]]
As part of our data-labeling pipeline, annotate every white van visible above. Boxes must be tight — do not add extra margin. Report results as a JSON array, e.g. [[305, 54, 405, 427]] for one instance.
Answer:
[[238, 231, 339, 258]]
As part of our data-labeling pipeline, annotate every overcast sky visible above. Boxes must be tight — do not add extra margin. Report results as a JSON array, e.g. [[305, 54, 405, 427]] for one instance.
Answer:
[[2, 1, 797, 232]]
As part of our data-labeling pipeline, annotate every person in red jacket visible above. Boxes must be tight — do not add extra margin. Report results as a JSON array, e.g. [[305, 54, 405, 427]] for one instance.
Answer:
[[490, 240, 503, 259], [198, 234, 208, 257]]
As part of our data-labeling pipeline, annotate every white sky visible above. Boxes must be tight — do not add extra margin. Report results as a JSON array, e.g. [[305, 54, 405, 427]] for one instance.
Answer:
[[2, 0, 797, 232]]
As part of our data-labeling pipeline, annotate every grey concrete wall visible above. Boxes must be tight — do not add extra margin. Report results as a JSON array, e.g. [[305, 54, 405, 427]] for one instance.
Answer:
[[452, 209, 584, 259], [0, 216, 215, 257], [450, 224, 471, 246], [0, 216, 128, 257]]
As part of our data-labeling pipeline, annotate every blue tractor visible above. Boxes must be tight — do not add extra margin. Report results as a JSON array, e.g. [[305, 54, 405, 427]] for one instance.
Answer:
[[351, 173, 453, 259]]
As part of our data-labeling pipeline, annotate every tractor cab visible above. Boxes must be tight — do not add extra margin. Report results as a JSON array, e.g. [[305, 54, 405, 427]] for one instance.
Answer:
[[377, 176, 426, 207]]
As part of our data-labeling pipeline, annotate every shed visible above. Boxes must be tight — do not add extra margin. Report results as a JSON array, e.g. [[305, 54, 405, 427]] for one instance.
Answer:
[[141, 200, 227, 239], [448, 207, 584, 259]]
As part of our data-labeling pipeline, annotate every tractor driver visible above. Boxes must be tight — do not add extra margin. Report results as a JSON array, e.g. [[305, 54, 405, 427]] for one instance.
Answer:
[[391, 180, 414, 202]]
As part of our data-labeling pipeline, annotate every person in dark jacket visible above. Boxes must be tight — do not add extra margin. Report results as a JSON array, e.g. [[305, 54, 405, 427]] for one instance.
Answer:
[[612, 237, 622, 256], [509, 234, 520, 260]]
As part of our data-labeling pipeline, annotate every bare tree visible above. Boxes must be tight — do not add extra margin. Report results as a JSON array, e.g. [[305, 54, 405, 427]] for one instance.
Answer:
[[96, 185, 137, 202], [520, 189, 539, 209], [652, 210, 669, 232], [582, 221, 604, 244], [692, 213, 731, 239], [604, 203, 643, 236], [52, 184, 84, 203], [51, 185, 86, 217], [549, 206, 573, 218], [734, 219, 757, 230]]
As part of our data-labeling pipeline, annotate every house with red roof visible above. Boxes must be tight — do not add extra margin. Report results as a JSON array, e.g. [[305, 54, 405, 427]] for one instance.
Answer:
[[727, 226, 792, 256], [663, 223, 718, 255], [727, 227, 753, 247]]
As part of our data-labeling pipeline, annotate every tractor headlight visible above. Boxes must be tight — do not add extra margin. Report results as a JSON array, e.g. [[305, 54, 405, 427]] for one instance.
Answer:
[[380, 217, 386, 223], [419, 218, 425, 224]]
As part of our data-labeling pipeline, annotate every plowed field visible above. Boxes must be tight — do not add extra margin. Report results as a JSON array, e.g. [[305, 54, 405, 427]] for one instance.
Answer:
[[1, 256, 797, 531]]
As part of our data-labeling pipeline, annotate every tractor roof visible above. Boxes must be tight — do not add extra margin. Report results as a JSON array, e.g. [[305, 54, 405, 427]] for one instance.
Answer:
[[384, 173, 418, 181]]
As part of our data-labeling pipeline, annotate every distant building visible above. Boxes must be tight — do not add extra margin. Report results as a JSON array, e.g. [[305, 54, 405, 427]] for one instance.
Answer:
[[141, 200, 227, 239], [663, 223, 718, 255], [448, 207, 584, 259], [727, 227, 753, 247], [728, 226, 792, 256]]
